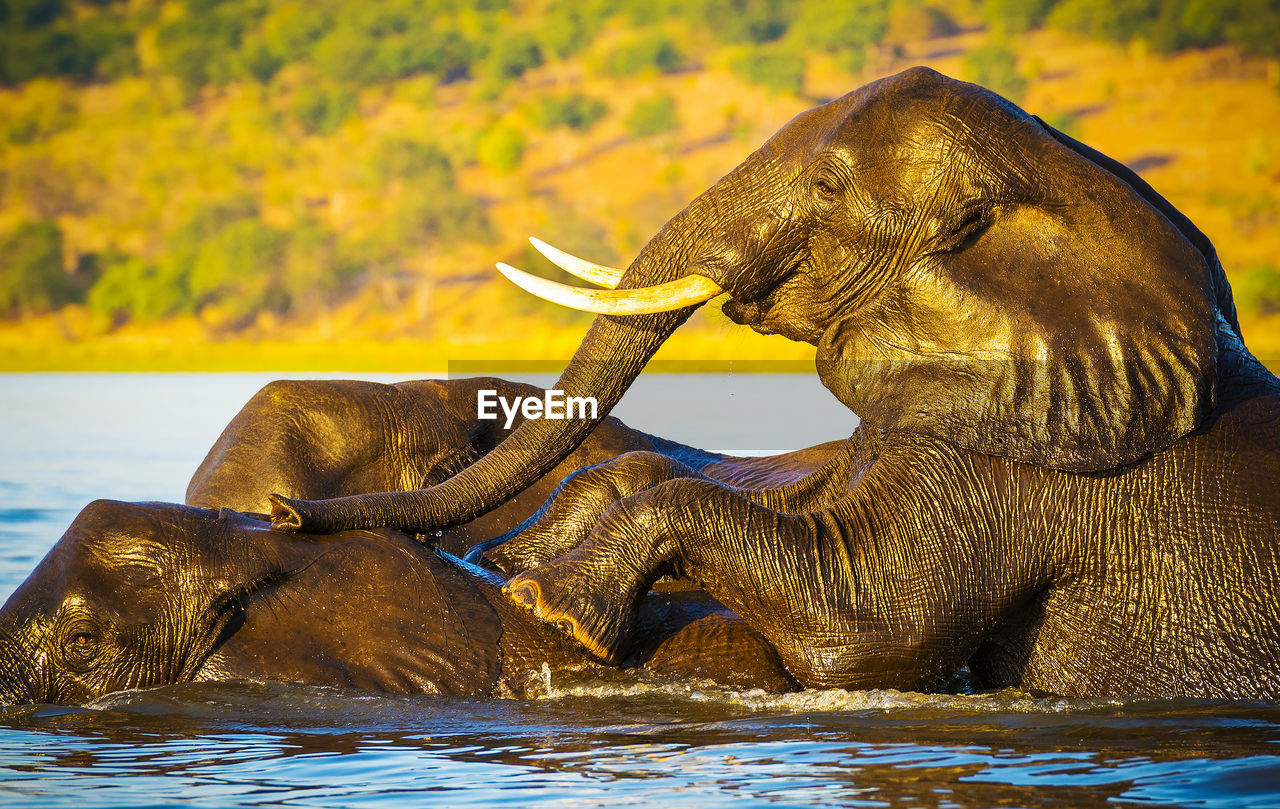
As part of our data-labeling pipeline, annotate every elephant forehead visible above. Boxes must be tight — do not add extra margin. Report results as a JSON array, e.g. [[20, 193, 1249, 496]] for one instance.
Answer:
[[813, 77, 1032, 175], [62, 523, 170, 591]]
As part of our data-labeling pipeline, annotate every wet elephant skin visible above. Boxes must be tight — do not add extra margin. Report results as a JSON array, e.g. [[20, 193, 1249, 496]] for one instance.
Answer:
[[0, 500, 797, 704], [0, 376, 830, 704], [247, 68, 1280, 700]]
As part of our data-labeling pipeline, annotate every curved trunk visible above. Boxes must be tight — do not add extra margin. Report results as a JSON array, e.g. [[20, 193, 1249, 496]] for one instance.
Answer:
[[273, 309, 691, 533], [271, 207, 715, 534]]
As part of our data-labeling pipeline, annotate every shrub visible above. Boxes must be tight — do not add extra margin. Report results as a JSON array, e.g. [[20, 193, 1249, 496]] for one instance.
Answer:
[[86, 255, 193, 326], [244, 3, 332, 83], [391, 182, 494, 246], [604, 33, 684, 77], [311, 22, 382, 84], [154, 2, 257, 92], [0, 3, 136, 83], [474, 33, 543, 99], [886, 1, 959, 43], [534, 3, 608, 59], [730, 47, 805, 95], [625, 93, 679, 138], [962, 42, 1026, 102], [1227, 0, 1280, 56], [477, 123, 527, 172], [1233, 264, 1280, 318], [532, 92, 609, 130], [370, 138, 455, 185], [365, 138, 494, 243], [1047, 0, 1162, 46], [278, 220, 357, 314], [482, 31, 543, 81], [980, 0, 1054, 35], [791, 0, 887, 56], [291, 82, 357, 135], [0, 220, 75, 316], [696, 0, 789, 44], [188, 218, 288, 319]]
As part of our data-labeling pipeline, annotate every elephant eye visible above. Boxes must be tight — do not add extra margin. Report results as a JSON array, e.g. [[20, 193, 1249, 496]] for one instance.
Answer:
[[62, 630, 99, 669], [813, 179, 837, 199]]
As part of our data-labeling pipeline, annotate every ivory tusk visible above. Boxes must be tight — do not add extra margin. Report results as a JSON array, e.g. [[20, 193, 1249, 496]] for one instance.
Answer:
[[495, 262, 722, 315], [529, 237, 623, 289]]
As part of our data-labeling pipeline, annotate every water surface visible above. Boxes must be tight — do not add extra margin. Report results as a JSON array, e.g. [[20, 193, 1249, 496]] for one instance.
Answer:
[[0, 373, 1276, 808]]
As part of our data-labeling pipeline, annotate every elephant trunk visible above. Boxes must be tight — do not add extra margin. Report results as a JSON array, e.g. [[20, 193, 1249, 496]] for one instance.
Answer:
[[270, 208, 713, 534]]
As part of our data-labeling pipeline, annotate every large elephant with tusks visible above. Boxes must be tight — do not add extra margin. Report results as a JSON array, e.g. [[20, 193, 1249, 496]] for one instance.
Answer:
[[273, 68, 1273, 699]]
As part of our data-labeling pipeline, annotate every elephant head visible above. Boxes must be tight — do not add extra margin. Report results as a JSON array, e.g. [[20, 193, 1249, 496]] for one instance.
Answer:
[[271, 66, 1227, 534], [0, 500, 502, 704], [0, 501, 278, 704]]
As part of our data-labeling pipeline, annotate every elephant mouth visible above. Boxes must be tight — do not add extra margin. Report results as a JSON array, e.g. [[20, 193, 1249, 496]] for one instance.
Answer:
[[721, 298, 761, 327]]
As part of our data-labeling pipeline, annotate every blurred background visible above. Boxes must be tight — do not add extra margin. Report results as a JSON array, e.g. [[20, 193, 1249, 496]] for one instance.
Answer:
[[0, 0, 1278, 371]]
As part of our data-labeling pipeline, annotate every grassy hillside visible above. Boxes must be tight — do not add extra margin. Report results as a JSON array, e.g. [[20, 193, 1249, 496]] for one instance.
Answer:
[[1, 0, 1278, 371]]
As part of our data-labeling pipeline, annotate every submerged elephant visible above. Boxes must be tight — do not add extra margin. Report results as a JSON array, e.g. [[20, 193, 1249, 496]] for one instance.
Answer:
[[0, 377, 847, 704], [268, 68, 1280, 700], [0, 500, 802, 704]]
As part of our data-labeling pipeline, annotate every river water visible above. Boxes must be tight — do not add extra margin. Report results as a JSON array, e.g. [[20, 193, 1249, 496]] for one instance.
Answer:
[[0, 373, 1277, 808]]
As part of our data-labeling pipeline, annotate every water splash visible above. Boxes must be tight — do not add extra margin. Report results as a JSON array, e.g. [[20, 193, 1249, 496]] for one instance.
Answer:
[[525, 665, 1123, 715]]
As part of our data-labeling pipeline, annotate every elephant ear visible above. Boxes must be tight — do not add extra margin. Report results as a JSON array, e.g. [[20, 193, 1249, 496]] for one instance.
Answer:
[[1031, 115, 1240, 337], [817, 119, 1219, 474]]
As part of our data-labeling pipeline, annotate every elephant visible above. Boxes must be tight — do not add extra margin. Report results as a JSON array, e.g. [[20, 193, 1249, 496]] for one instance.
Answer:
[[0, 500, 802, 704], [186, 376, 843, 559], [0, 376, 860, 704], [263, 67, 1280, 700]]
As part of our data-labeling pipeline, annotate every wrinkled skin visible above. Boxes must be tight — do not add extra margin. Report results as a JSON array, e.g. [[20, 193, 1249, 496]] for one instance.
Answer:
[[0, 500, 800, 704], [188, 376, 675, 558], [272, 68, 1280, 699], [188, 377, 841, 558], [0, 377, 844, 704]]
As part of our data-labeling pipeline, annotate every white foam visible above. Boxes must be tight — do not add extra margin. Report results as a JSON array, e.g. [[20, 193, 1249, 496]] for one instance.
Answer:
[[531, 669, 1123, 714]]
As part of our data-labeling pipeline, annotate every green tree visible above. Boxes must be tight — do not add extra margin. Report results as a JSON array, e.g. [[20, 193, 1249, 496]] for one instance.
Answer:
[[155, 1, 259, 92], [625, 93, 679, 137], [730, 46, 805, 95], [532, 92, 609, 130], [482, 31, 542, 80], [980, 0, 1054, 35], [695, 0, 789, 44], [86, 255, 192, 326], [963, 42, 1027, 101], [1233, 264, 1280, 318], [279, 219, 356, 314], [533, 3, 608, 59], [1227, 0, 1280, 56], [604, 33, 685, 76], [477, 122, 527, 172], [790, 0, 887, 72], [0, 220, 74, 315], [188, 218, 288, 319], [291, 82, 357, 135]]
